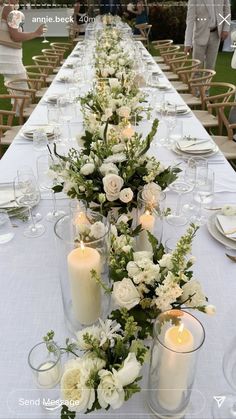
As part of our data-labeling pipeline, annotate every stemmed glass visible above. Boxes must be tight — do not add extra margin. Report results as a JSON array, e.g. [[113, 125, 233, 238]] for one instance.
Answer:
[[37, 154, 65, 223], [17, 166, 42, 222], [166, 169, 195, 226], [191, 169, 215, 225], [212, 336, 236, 418], [182, 158, 208, 216], [160, 103, 177, 147], [57, 97, 74, 142], [14, 174, 45, 238], [42, 24, 49, 44]]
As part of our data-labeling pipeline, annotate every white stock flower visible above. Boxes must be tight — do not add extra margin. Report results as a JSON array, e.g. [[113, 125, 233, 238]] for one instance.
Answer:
[[97, 369, 125, 409], [80, 163, 95, 176], [101, 107, 113, 122], [117, 106, 131, 118], [119, 188, 134, 203], [116, 353, 141, 387], [180, 279, 207, 307], [76, 325, 101, 350], [109, 78, 120, 89], [142, 182, 161, 203], [103, 174, 124, 201], [61, 358, 95, 412], [205, 304, 216, 315], [90, 221, 107, 239], [100, 163, 119, 176], [113, 277, 140, 310]]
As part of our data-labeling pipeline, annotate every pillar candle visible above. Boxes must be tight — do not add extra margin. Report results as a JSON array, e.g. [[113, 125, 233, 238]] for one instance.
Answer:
[[137, 210, 155, 252], [37, 361, 61, 388], [157, 324, 194, 410], [67, 244, 101, 325]]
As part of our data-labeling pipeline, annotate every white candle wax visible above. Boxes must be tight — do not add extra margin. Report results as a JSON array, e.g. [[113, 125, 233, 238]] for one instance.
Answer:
[[137, 211, 155, 252], [37, 361, 61, 388], [67, 246, 101, 325], [157, 325, 194, 411]]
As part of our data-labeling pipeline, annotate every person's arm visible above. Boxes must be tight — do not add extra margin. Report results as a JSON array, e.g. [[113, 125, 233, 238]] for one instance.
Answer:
[[4, 8, 44, 41], [184, 0, 196, 53], [221, 0, 231, 40]]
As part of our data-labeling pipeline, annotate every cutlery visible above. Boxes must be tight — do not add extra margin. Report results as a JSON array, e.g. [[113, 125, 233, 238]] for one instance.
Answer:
[[179, 140, 211, 149], [225, 253, 236, 262]]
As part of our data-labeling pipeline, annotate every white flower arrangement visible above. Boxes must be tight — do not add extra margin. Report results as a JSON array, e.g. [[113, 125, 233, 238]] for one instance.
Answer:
[[109, 223, 215, 339]]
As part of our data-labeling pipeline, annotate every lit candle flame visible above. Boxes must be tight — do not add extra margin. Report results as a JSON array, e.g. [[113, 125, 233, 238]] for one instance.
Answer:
[[80, 241, 85, 252], [145, 210, 150, 216], [177, 323, 184, 343]]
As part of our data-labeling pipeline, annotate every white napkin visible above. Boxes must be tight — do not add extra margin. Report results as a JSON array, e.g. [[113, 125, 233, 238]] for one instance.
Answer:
[[176, 139, 214, 152], [0, 186, 15, 208], [23, 126, 54, 137], [217, 214, 236, 239], [157, 82, 171, 89]]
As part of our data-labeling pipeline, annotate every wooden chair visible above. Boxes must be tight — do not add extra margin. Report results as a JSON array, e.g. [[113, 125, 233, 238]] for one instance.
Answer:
[[158, 46, 181, 70], [134, 23, 152, 49], [32, 55, 60, 75], [31, 56, 56, 83], [0, 94, 28, 153], [4, 79, 43, 123], [152, 40, 173, 62], [171, 59, 201, 92], [180, 69, 216, 109], [25, 65, 54, 87], [50, 42, 72, 55], [207, 101, 236, 160], [163, 53, 189, 80], [192, 83, 236, 134], [41, 49, 62, 67]]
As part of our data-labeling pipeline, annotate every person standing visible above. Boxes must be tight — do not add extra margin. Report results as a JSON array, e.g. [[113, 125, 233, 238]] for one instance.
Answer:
[[184, 0, 231, 69], [0, 0, 44, 85]]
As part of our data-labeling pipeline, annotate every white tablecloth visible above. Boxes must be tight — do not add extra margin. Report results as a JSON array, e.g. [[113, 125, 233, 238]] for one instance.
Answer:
[[0, 41, 236, 419]]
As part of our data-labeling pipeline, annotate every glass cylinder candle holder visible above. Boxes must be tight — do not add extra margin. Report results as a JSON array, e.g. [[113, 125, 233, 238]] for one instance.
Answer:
[[136, 190, 166, 252], [28, 341, 61, 410], [54, 210, 111, 334], [148, 310, 205, 419]]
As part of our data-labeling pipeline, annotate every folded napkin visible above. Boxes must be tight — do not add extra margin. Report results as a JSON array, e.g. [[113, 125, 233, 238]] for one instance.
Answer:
[[217, 214, 236, 239], [23, 126, 54, 137], [157, 83, 171, 89], [0, 185, 16, 208], [176, 105, 188, 113], [176, 139, 214, 152]]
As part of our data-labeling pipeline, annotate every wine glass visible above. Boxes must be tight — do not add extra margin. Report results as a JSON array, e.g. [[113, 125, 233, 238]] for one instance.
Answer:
[[166, 169, 195, 226], [57, 97, 74, 142], [160, 103, 177, 147], [37, 154, 65, 223], [17, 166, 42, 222], [191, 169, 214, 225], [42, 24, 49, 44], [182, 158, 208, 216], [212, 336, 236, 418], [14, 174, 45, 238]]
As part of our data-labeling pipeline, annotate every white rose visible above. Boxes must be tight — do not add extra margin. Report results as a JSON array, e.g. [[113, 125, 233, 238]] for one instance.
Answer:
[[113, 278, 140, 310], [133, 251, 153, 261], [119, 188, 134, 203], [205, 304, 216, 315], [100, 163, 118, 176], [76, 325, 101, 350], [117, 106, 131, 118], [222, 205, 236, 216], [142, 182, 161, 203], [90, 221, 107, 239], [61, 359, 95, 412], [116, 353, 141, 387], [117, 214, 129, 224], [180, 279, 206, 307], [97, 369, 124, 409], [80, 163, 95, 176], [103, 174, 124, 201]]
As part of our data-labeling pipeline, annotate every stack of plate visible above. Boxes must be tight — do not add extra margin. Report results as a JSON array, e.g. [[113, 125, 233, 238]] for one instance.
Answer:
[[155, 82, 172, 91], [44, 94, 61, 105], [156, 103, 190, 115], [173, 138, 219, 157], [207, 210, 236, 250], [21, 126, 55, 141]]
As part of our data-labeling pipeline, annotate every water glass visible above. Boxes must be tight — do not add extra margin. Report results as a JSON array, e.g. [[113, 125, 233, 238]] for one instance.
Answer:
[[33, 130, 48, 152], [191, 169, 215, 225], [0, 210, 14, 244], [169, 120, 183, 144]]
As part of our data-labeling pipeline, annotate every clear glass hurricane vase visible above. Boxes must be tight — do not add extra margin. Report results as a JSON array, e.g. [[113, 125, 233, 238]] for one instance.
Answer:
[[148, 309, 205, 419], [54, 211, 111, 334]]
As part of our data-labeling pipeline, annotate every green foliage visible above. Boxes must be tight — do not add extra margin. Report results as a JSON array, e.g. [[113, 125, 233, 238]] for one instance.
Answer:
[[61, 405, 76, 419]]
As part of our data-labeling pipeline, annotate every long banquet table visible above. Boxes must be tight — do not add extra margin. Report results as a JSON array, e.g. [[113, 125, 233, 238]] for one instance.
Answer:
[[1, 38, 236, 419]]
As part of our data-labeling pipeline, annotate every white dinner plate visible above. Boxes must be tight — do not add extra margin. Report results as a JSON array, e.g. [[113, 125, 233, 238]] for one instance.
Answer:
[[207, 213, 236, 250], [215, 214, 236, 242], [44, 94, 61, 104], [172, 143, 219, 157], [21, 126, 55, 141]]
